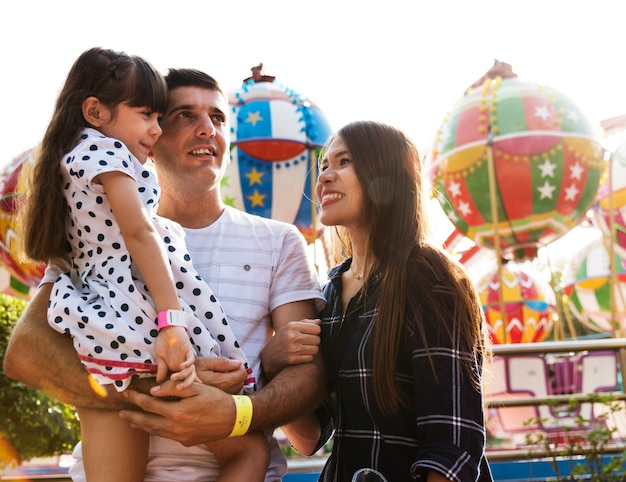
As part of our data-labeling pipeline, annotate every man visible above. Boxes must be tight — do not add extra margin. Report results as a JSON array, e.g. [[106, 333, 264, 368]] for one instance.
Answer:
[[4, 68, 326, 481]]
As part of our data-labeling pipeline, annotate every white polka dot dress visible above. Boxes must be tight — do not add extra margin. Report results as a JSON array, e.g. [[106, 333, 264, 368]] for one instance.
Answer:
[[49, 128, 252, 392]]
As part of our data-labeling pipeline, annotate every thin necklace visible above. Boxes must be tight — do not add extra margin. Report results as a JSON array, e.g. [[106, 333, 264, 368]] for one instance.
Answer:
[[350, 264, 364, 280]]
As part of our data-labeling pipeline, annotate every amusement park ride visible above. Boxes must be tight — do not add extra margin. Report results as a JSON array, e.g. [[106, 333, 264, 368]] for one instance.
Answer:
[[3, 61, 626, 479], [426, 60, 626, 479]]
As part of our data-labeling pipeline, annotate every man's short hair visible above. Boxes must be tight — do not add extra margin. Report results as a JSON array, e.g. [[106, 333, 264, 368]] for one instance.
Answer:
[[164, 68, 227, 102]]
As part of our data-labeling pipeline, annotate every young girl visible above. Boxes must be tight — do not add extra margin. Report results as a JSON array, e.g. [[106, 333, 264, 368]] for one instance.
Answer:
[[17, 47, 268, 482]]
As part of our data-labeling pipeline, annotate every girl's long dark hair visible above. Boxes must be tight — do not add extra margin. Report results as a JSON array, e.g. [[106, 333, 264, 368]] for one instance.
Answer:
[[17, 47, 167, 263], [326, 121, 487, 415]]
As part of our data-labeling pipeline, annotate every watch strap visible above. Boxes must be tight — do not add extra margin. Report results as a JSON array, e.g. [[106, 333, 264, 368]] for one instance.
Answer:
[[157, 309, 188, 331]]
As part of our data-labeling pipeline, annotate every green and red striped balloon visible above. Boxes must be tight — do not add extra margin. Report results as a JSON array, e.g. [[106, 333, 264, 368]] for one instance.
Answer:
[[564, 238, 626, 334], [429, 77, 606, 261]]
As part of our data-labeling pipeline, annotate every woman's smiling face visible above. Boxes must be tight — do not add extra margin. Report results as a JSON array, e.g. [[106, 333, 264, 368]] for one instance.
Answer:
[[316, 135, 365, 230]]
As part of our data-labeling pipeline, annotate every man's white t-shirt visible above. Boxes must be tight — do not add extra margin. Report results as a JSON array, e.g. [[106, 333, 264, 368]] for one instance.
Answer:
[[53, 206, 325, 481]]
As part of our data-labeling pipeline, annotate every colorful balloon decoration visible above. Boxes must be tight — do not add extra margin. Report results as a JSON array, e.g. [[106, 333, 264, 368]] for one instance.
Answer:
[[596, 139, 626, 259], [222, 65, 333, 243], [0, 148, 45, 298], [476, 263, 555, 344], [563, 237, 626, 334], [429, 74, 606, 261], [0, 265, 38, 300]]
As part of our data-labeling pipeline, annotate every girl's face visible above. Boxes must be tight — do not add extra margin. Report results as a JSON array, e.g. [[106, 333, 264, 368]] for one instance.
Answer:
[[316, 135, 365, 230], [98, 102, 162, 164]]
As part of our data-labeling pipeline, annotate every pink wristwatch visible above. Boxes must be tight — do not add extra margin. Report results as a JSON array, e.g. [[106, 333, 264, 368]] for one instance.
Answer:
[[157, 310, 188, 331]]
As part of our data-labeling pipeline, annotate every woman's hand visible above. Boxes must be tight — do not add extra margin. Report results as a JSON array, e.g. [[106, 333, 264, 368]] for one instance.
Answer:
[[261, 319, 321, 381]]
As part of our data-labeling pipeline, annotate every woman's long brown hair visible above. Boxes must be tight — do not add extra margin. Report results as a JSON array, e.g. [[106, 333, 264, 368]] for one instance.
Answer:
[[325, 121, 487, 415]]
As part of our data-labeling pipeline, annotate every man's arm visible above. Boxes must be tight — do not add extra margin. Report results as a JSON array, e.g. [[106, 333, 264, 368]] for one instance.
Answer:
[[248, 300, 326, 427], [120, 299, 326, 445], [4, 284, 247, 410], [3, 283, 129, 408], [260, 315, 324, 454]]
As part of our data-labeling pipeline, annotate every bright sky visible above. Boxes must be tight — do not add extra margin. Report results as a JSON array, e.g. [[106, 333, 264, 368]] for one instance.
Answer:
[[2, 0, 624, 268], [3, 0, 625, 163]]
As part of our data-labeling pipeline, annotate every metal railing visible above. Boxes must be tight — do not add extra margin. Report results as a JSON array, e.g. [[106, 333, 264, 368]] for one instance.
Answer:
[[485, 337, 626, 463]]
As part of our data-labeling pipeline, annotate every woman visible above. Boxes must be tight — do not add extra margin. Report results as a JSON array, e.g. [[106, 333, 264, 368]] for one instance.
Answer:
[[283, 121, 492, 481]]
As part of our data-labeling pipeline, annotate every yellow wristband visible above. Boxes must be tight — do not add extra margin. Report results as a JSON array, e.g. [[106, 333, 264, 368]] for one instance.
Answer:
[[229, 395, 253, 437]]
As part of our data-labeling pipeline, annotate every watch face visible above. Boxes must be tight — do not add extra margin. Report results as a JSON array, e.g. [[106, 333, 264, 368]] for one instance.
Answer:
[[168, 310, 188, 326], [158, 310, 188, 330]]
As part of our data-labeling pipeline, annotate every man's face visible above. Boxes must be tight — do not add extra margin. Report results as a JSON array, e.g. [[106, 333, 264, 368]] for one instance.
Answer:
[[151, 86, 230, 187]]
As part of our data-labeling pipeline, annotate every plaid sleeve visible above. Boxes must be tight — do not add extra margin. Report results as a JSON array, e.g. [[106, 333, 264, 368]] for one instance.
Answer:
[[312, 396, 336, 453]]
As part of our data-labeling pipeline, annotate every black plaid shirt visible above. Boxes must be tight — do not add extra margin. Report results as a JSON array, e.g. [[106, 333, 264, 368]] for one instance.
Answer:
[[315, 259, 493, 481]]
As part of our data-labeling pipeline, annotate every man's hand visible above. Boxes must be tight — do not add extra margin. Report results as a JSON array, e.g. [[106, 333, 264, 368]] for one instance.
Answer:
[[261, 319, 321, 380], [195, 356, 246, 394], [118, 357, 246, 445], [119, 383, 236, 446]]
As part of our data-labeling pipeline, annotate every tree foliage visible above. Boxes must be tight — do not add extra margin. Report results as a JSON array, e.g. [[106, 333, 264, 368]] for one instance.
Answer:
[[0, 293, 80, 468]]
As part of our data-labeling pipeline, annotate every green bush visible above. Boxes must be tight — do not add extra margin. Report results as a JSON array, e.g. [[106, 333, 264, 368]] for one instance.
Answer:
[[0, 293, 80, 468], [525, 394, 626, 481]]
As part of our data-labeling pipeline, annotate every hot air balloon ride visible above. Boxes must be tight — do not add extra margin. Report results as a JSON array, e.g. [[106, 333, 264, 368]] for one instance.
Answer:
[[476, 262, 555, 344], [429, 61, 606, 262], [0, 147, 45, 298], [0, 265, 38, 300], [222, 64, 333, 244], [596, 139, 626, 260], [563, 237, 626, 335]]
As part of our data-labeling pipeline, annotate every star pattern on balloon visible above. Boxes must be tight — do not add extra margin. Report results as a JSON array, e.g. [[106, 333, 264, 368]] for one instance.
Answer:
[[534, 105, 551, 121], [448, 180, 462, 197], [245, 111, 263, 126], [447, 209, 459, 223], [570, 162, 584, 180], [458, 200, 471, 216], [223, 71, 332, 244], [565, 184, 580, 201], [427, 76, 605, 261], [538, 181, 556, 199], [566, 110, 580, 123], [245, 167, 264, 186], [538, 159, 557, 177], [247, 189, 266, 208]]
